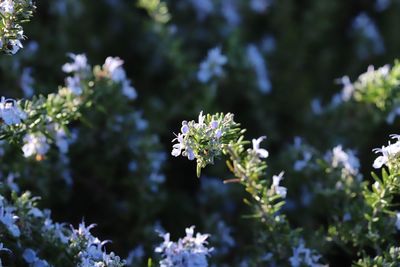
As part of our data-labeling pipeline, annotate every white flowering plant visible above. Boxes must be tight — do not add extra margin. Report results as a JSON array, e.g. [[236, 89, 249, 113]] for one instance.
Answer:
[[2, 0, 400, 266], [0, 0, 35, 54]]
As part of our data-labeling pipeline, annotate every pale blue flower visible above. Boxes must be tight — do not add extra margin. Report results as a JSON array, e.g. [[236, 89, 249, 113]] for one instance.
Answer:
[[65, 75, 82, 95], [0, 97, 26, 125], [197, 47, 228, 83], [22, 133, 50, 158], [352, 13, 385, 58], [62, 53, 89, 73], [246, 44, 271, 93]]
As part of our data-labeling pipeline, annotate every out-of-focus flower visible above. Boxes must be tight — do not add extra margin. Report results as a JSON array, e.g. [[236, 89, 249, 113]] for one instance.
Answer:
[[197, 47, 228, 83]]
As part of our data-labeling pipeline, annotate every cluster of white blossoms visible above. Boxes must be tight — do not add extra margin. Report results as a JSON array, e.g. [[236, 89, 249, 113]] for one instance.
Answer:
[[102, 56, 137, 100], [62, 53, 90, 96], [155, 226, 213, 267], [372, 134, 400, 169], [0, 193, 125, 267], [0, 96, 27, 125], [325, 64, 391, 112], [172, 111, 227, 162], [197, 47, 228, 83], [22, 133, 50, 159], [289, 241, 325, 267], [325, 145, 361, 178], [70, 222, 124, 267]]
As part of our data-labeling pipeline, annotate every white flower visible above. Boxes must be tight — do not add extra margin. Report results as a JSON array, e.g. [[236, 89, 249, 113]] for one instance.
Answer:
[[103, 57, 137, 100], [197, 47, 228, 83], [155, 226, 213, 267], [103, 57, 126, 82], [272, 171, 287, 198], [327, 145, 360, 176], [372, 135, 400, 169], [0, 0, 14, 14], [8, 39, 23, 55], [335, 76, 355, 102], [172, 133, 185, 157], [0, 97, 26, 125], [62, 53, 89, 73], [246, 44, 271, 93], [22, 133, 50, 158], [252, 136, 269, 158]]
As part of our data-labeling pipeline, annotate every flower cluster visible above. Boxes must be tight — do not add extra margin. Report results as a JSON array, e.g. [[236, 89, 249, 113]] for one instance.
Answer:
[[102, 56, 137, 100], [155, 226, 213, 267], [172, 112, 239, 176], [0, 192, 125, 266], [0, 0, 35, 54], [372, 134, 400, 170], [325, 145, 360, 178]]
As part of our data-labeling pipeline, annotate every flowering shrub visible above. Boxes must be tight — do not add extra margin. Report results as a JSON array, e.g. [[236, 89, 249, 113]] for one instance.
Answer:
[[2, 0, 400, 266]]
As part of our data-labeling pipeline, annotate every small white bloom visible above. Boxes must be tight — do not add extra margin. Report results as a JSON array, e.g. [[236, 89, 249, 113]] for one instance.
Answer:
[[0, 0, 14, 14], [252, 136, 269, 158], [103, 57, 126, 82], [8, 39, 23, 55], [62, 53, 89, 73], [22, 133, 50, 158], [272, 171, 287, 198]]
